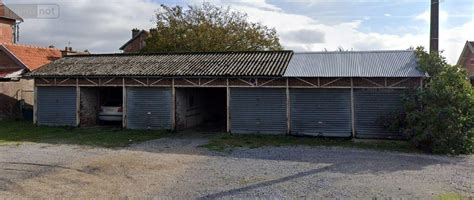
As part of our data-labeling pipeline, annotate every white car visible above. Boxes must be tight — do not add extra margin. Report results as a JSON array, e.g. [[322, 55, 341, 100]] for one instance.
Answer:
[[98, 102, 123, 121]]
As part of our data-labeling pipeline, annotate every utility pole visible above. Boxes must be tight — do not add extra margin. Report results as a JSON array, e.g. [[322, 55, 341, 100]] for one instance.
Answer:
[[430, 0, 439, 53]]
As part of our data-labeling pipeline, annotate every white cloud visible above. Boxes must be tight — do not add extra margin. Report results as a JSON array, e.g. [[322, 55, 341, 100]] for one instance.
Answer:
[[281, 29, 325, 44], [226, 1, 472, 64], [231, 0, 281, 11], [187, 0, 281, 11], [11, 0, 474, 64], [15, 0, 159, 52], [439, 19, 474, 64], [415, 9, 449, 23]]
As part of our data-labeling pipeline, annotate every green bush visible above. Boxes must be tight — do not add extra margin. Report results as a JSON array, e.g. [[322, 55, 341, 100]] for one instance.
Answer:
[[399, 47, 474, 154]]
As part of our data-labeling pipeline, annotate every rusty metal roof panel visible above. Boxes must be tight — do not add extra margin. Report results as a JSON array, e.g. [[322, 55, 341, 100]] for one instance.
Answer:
[[28, 51, 294, 77], [284, 50, 424, 77]]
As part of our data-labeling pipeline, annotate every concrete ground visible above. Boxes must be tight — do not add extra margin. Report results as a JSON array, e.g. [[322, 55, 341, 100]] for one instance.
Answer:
[[0, 138, 472, 199]]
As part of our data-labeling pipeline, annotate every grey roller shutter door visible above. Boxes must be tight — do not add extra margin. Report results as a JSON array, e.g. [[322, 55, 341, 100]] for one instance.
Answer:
[[127, 87, 172, 130], [37, 87, 76, 126], [354, 89, 404, 139], [230, 88, 286, 134], [290, 89, 352, 137]]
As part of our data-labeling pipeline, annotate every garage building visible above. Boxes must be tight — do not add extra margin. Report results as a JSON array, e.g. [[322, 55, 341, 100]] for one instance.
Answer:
[[28, 50, 424, 139], [284, 51, 424, 139]]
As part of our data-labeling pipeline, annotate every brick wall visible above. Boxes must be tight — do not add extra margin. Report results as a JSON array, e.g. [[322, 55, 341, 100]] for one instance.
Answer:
[[80, 87, 98, 126], [0, 79, 34, 119], [0, 36, 28, 119], [462, 53, 474, 76], [122, 33, 147, 53], [0, 50, 20, 69], [0, 18, 14, 44]]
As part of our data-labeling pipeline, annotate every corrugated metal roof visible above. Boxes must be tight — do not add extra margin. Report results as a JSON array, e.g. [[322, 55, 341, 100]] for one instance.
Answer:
[[28, 51, 293, 77], [284, 50, 424, 77]]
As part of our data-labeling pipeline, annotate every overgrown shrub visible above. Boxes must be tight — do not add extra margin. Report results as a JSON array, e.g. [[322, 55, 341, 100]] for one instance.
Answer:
[[399, 47, 474, 154]]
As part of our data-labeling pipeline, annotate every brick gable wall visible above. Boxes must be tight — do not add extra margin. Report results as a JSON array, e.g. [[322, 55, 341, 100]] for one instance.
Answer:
[[122, 33, 148, 53], [0, 18, 14, 44], [462, 53, 474, 76], [0, 50, 21, 70]]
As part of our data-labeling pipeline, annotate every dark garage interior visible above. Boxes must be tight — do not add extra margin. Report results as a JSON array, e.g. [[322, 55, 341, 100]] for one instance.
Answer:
[[176, 87, 226, 132], [80, 87, 123, 127]]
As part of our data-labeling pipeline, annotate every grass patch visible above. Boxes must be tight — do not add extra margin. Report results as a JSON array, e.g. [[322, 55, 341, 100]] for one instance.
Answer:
[[0, 120, 419, 152], [200, 134, 419, 153], [0, 120, 170, 148]]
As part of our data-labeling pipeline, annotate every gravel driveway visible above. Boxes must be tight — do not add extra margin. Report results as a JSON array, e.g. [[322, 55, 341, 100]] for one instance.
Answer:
[[0, 138, 472, 199]]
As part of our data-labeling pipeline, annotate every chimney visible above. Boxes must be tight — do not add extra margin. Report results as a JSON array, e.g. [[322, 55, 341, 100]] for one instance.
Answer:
[[0, 4, 16, 43], [132, 28, 140, 37], [61, 46, 90, 56], [430, 0, 439, 53]]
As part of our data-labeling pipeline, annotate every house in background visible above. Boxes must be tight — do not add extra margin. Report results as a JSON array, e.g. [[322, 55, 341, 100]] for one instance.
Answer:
[[457, 41, 474, 84], [0, 3, 63, 119], [119, 28, 151, 53], [0, 43, 62, 119], [0, 43, 62, 81], [0, 3, 22, 44]]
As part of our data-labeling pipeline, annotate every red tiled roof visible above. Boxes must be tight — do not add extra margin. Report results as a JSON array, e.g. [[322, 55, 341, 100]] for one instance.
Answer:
[[1, 43, 62, 70]]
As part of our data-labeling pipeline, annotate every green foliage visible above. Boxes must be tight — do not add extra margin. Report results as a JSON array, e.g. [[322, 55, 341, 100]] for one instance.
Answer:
[[200, 134, 418, 153], [400, 47, 474, 154], [0, 120, 418, 153], [142, 3, 283, 52], [414, 46, 447, 76], [0, 120, 170, 148]]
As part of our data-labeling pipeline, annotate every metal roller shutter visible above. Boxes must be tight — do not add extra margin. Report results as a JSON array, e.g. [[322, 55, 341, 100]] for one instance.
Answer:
[[230, 88, 286, 134], [127, 87, 172, 130], [354, 89, 404, 139], [37, 87, 77, 126], [290, 89, 351, 137]]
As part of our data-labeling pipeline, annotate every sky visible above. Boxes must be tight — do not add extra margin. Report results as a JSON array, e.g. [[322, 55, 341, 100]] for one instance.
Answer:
[[4, 0, 474, 64]]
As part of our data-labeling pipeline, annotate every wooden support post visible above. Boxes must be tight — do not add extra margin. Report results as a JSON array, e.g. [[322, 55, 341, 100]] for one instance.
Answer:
[[171, 78, 176, 131], [350, 77, 355, 138], [75, 78, 80, 127], [286, 78, 291, 135], [226, 78, 230, 133], [122, 78, 127, 128], [33, 84, 37, 125]]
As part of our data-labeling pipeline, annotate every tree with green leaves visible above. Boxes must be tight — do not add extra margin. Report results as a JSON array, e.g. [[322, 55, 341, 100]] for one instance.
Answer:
[[142, 3, 283, 52], [400, 47, 474, 154]]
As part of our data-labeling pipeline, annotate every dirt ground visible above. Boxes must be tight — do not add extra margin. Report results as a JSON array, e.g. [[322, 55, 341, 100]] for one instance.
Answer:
[[0, 138, 473, 199]]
